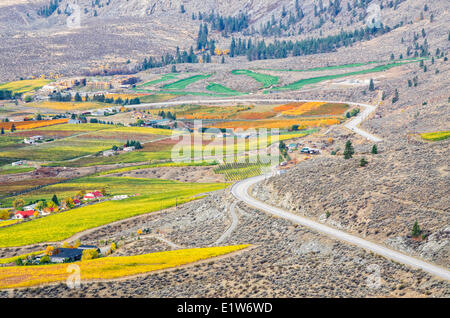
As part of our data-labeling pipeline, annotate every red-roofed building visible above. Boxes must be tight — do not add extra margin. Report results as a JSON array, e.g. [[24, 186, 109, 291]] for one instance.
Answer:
[[73, 199, 81, 206], [83, 190, 103, 200], [14, 210, 36, 219]]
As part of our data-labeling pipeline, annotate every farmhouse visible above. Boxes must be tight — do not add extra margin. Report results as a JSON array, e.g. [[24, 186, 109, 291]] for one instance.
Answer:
[[24, 135, 44, 144], [83, 191, 103, 200], [23, 203, 37, 211], [11, 161, 24, 166], [68, 119, 82, 124], [48, 248, 83, 263], [112, 195, 129, 200], [103, 150, 116, 157], [73, 198, 81, 206], [123, 146, 135, 152], [14, 210, 36, 219]]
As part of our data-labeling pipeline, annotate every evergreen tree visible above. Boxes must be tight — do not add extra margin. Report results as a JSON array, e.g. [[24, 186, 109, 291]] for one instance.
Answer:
[[343, 140, 354, 159], [360, 157, 368, 167], [411, 221, 421, 237], [74, 92, 82, 102], [11, 124, 16, 132], [1, 127, 4, 135], [369, 78, 375, 91], [371, 144, 378, 154], [51, 194, 59, 206], [392, 89, 399, 103]]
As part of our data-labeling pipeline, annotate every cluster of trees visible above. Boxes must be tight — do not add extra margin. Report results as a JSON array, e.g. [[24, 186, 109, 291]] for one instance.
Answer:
[[0, 90, 14, 100], [158, 110, 176, 120], [141, 46, 198, 70], [230, 25, 391, 61], [125, 140, 143, 149], [37, 0, 60, 17], [49, 92, 72, 102], [198, 11, 249, 35], [91, 94, 140, 105], [345, 108, 360, 118], [258, 1, 304, 37]]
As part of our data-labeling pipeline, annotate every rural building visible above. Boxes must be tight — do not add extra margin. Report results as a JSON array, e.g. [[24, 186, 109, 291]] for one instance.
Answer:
[[11, 161, 24, 166], [48, 248, 83, 263], [123, 146, 135, 152], [14, 210, 36, 219], [112, 195, 129, 200], [23, 203, 37, 211], [103, 150, 116, 157], [83, 191, 103, 200], [24, 135, 43, 144], [68, 119, 82, 124], [73, 199, 81, 206]]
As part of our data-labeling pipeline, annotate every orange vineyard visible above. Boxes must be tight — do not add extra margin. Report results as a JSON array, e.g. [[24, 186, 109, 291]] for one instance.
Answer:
[[210, 118, 341, 130], [0, 118, 69, 130]]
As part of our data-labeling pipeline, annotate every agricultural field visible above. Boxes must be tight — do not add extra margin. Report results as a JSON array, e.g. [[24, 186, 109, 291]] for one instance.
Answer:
[[271, 60, 422, 91], [0, 220, 18, 229], [161, 74, 212, 90], [0, 166, 35, 175], [0, 177, 228, 247], [274, 102, 349, 116], [214, 161, 272, 181], [0, 138, 120, 162], [420, 131, 450, 141], [211, 117, 341, 130], [231, 70, 279, 88], [0, 118, 69, 131], [0, 79, 52, 94], [135, 74, 179, 87], [24, 101, 109, 111], [0, 245, 249, 289], [206, 83, 245, 96]]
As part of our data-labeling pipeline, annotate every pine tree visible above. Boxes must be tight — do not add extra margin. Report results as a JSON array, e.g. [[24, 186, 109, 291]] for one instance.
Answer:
[[369, 78, 375, 91], [1, 127, 4, 135], [371, 144, 378, 154], [51, 194, 59, 206], [360, 158, 368, 167], [411, 221, 421, 237], [343, 140, 354, 159]]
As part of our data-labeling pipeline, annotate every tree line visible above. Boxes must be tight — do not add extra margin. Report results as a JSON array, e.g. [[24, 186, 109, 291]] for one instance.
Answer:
[[230, 24, 392, 61]]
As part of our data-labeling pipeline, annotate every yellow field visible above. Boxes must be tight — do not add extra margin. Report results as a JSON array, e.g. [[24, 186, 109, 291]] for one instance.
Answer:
[[0, 220, 18, 228], [420, 131, 450, 141], [25, 101, 107, 111], [280, 102, 326, 116], [0, 79, 52, 94], [0, 250, 44, 265], [211, 118, 341, 130], [0, 245, 249, 289]]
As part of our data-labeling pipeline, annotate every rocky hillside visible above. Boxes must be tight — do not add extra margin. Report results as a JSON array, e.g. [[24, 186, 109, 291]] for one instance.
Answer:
[[0, 0, 448, 80]]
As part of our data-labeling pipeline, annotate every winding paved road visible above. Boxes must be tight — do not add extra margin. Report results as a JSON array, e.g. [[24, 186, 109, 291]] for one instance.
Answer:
[[231, 175, 450, 281]]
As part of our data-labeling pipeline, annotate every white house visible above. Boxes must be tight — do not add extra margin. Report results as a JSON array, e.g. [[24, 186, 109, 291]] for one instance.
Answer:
[[123, 146, 135, 152], [112, 195, 129, 200], [11, 161, 24, 166], [103, 150, 116, 157]]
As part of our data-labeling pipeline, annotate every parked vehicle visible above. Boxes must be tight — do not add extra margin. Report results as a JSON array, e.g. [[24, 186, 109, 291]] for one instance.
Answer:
[[300, 147, 310, 153]]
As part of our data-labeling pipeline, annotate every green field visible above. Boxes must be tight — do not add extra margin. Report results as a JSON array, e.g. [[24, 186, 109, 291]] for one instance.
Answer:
[[273, 61, 422, 91], [95, 161, 218, 176], [162, 74, 212, 90], [231, 70, 279, 88], [137, 74, 179, 87], [420, 131, 450, 141], [0, 138, 120, 162], [0, 79, 52, 94], [206, 83, 246, 96], [0, 166, 35, 175], [0, 177, 228, 247]]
